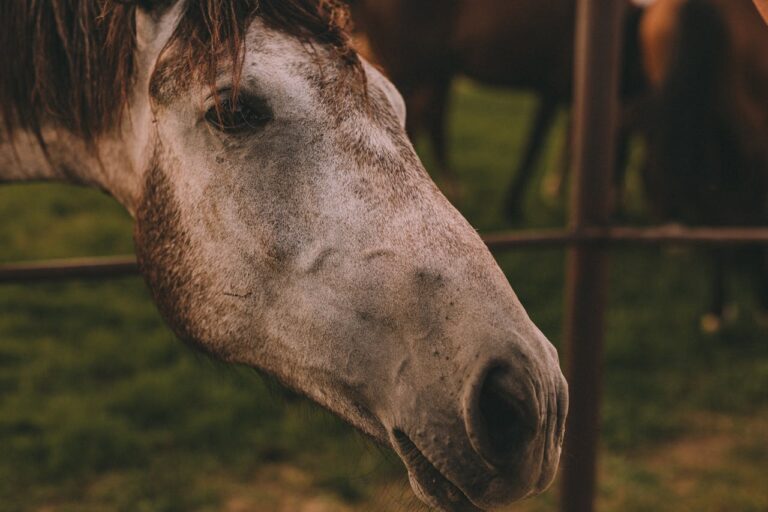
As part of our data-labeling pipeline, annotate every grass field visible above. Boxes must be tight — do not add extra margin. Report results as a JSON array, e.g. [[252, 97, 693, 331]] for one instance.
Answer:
[[1, 80, 766, 512]]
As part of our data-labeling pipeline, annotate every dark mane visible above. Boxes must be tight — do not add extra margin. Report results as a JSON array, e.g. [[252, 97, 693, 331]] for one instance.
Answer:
[[0, 0, 357, 145]]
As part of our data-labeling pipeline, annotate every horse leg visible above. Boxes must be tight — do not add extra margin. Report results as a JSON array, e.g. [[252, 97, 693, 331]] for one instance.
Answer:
[[701, 249, 727, 333], [505, 96, 558, 221], [611, 125, 630, 216], [426, 75, 460, 200], [541, 109, 572, 206], [403, 85, 427, 145]]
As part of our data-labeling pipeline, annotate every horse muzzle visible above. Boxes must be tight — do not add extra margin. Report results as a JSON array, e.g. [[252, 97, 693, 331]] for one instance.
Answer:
[[387, 347, 568, 512]]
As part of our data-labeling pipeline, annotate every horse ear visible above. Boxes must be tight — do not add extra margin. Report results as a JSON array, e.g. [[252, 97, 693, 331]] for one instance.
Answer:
[[134, 0, 185, 64]]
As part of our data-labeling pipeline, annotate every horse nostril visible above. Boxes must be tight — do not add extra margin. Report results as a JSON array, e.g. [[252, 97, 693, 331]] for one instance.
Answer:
[[481, 374, 526, 458], [465, 365, 539, 469]]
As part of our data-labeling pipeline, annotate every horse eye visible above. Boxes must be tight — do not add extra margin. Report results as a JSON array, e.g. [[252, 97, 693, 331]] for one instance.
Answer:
[[205, 97, 271, 133]]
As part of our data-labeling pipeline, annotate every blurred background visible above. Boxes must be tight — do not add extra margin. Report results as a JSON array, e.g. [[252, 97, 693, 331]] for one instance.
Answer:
[[1, 0, 767, 511]]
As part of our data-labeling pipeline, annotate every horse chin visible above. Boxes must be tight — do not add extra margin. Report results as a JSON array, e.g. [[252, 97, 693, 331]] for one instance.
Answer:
[[408, 472, 482, 512], [393, 430, 483, 512]]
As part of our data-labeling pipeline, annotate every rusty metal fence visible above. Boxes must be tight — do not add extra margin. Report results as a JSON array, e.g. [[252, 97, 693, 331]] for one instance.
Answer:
[[2, 1, 768, 511], [4, 226, 768, 283]]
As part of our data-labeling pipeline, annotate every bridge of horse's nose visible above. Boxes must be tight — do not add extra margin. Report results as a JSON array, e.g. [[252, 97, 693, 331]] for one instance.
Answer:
[[463, 363, 542, 470]]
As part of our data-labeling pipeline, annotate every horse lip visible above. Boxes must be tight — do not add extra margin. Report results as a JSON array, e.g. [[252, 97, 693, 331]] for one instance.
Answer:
[[391, 429, 485, 512]]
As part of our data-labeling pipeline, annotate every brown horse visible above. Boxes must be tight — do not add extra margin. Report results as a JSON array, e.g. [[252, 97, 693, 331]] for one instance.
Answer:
[[349, 0, 646, 216], [637, 0, 768, 328]]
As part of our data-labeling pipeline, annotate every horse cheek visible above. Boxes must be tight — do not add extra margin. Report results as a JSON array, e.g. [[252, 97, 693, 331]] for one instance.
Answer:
[[133, 159, 232, 359]]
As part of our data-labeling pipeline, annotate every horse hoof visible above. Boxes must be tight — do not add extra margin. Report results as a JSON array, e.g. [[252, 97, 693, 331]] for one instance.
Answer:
[[700, 313, 723, 334]]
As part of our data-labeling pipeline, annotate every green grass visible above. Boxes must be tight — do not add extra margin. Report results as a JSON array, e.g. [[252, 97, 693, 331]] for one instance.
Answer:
[[1, 80, 766, 511]]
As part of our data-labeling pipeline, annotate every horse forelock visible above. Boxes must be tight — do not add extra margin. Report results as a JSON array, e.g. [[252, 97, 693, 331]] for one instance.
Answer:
[[0, 0, 361, 146]]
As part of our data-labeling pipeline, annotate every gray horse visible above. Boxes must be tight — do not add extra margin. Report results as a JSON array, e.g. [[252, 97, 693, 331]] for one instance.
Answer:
[[0, 1, 567, 510]]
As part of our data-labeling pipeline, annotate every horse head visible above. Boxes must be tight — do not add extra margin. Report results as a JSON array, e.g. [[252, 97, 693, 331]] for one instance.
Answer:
[[1, 1, 567, 510]]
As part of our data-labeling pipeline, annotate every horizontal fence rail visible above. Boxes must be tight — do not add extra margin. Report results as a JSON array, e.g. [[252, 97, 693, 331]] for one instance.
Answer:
[[2, 225, 768, 283], [0, 256, 138, 283], [482, 225, 768, 248]]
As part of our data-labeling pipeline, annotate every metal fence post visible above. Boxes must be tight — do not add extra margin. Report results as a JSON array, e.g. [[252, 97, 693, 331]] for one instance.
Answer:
[[561, 0, 625, 511]]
